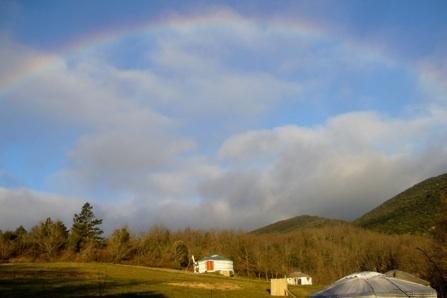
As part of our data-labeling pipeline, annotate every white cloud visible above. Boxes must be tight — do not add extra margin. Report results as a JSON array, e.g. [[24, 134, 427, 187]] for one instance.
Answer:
[[417, 57, 447, 103], [0, 187, 83, 230], [1, 109, 447, 231], [202, 111, 447, 228], [56, 128, 195, 193], [2, 60, 169, 131], [1, 12, 447, 232]]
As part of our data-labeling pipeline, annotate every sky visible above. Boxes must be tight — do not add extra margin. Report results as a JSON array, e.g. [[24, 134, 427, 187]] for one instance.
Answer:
[[1, 0, 447, 232]]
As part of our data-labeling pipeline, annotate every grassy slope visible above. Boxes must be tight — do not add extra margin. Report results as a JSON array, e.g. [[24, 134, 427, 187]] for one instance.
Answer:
[[354, 173, 447, 234], [251, 215, 348, 234], [0, 263, 323, 297]]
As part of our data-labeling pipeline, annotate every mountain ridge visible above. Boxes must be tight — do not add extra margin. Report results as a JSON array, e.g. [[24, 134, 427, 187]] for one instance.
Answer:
[[252, 173, 447, 235], [251, 214, 348, 234]]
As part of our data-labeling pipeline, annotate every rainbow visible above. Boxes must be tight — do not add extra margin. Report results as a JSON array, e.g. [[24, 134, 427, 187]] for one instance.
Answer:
[[1, 9, 444, 94]]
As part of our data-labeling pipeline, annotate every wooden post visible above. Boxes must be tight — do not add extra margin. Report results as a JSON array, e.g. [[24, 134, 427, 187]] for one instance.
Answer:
[[271, 278, 288, 296]]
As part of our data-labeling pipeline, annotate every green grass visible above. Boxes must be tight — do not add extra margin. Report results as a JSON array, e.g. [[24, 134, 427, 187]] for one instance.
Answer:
[[0, 263, 324, 297]]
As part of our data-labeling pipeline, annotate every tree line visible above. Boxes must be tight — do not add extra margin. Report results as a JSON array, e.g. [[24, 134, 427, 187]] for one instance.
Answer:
[[0, 201, 445, 296]]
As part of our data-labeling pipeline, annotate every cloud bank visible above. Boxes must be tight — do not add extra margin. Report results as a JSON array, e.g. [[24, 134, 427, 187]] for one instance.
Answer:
[[1, 10, 446, 232]]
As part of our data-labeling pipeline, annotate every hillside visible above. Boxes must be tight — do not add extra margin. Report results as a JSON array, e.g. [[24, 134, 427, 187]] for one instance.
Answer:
[[251, 173, 447, 236], [354, 173, 447, 235], [251, 215, 348, 234]]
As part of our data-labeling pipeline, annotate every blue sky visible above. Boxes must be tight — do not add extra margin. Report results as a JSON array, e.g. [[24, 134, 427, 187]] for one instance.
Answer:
[[1, 0, 447, 231]]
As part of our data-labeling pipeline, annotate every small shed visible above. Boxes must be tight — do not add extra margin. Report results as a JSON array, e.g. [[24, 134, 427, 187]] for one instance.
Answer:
[[287, 272, 312, 285], [192, 254, 234, 277], [271, 278, 289, 296]]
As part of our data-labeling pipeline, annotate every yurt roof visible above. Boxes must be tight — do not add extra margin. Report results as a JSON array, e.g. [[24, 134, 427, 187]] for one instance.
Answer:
[[384, 270, 430, 286], [288, 272, 311, 278], [311, 271, 437, 298], [198, 254, 232, 262]]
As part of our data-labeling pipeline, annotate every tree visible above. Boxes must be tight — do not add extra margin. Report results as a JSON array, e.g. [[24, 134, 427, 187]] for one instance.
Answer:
[[108, 226, 131, 262], [13, 226, 28, 256], [173, 240, 189, 269], [30, 218, 68, 258], [426, 192, 447, 297], [68, 202, 104, 252], [15, 226, 27, 237], [0, 226, 30, 260], [0, 230, 17, 260]]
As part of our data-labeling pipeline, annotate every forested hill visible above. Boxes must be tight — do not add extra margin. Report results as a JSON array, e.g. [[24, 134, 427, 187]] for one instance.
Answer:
[[252, 173, 447, 235], [251, 215, 348, 234], [353, 173, 447, 235]]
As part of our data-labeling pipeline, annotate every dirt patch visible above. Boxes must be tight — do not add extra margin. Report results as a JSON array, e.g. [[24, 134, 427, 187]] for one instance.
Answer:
[[167, 282, 240, 290]]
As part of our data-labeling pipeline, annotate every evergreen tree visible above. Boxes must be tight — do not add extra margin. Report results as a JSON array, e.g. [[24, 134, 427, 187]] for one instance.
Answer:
[[15, 226, 27, 237], [14, 225, 28, 256], [69, 202, 104, 252], [173, 240, 189, 269]]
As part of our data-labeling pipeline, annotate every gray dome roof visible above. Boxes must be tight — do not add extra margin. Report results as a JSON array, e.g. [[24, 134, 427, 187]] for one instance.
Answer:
[[384, 270, 430, 286], [311, 272, 437, 298], [198, 254, 232, 262]]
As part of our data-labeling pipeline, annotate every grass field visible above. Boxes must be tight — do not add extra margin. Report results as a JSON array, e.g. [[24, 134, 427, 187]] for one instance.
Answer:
[[0, 263, 323, 297]]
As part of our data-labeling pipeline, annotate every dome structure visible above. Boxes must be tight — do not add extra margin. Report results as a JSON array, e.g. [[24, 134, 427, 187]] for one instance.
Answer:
[[311, 271, 437, 298], [192, 254, 234, 277], [384, 270, 430, 286]]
